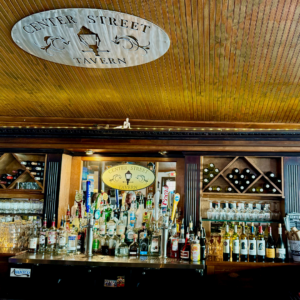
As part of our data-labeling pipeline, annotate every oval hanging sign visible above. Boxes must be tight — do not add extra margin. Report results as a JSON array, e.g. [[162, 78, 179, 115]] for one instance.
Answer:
[[102, 164, 155, 191], [11, 9, 170, 68]]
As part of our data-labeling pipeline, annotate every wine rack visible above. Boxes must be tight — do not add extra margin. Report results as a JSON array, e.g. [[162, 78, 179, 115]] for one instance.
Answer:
[[201, 156, 283, 198], [0, 153, 46, 198]]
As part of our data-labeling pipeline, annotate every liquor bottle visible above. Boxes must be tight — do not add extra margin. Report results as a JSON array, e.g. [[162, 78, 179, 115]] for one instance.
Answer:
[[266, 225, 275, 262], [249, 223, 256, 262], [72, 209, 80, 230], [203, 168, 210, 175], [180, 231, 191, 261], [116, 211, 126, 236], [65, 205, 71, 230], [276, 224, 286, 262], [77, 228, 85, 254], [143, 198, 153, 228], [233, 168, 240, 174], [225, 186, 233, 192], [169, 223, 179, 258], [129, 234, 139, 256], [139, 229, 149, 256], [116, 235, 129, 257], [208, 163, 215, 171], [178, 219, 185, 254], [57, 218, 67, 254], [212, 186, 222, 192], [92, 229, 100, 254], [240, 225, 248, 262], [38, 215, 47, 253], [46, 214, 57, 253], [203, 178, 210, 185], [107, 211, 117, 236], [232, 225, 239, 262], [213, 168, 220, 175], [243, 168, 251, 175], [266, 172, 275, 179], [227, 173, 234, 181], [190, 239, 200, 262], [28, 226, 38, 253], [257, 226, 265, 262], [256, 187, 264, 193], [200, 228, 206, 260], [208, 173, 214, 179], [67, 225, 78, 255], [138, 222, 147, 242], [108, 232, 118, 256], [149, 224, 161, 256]]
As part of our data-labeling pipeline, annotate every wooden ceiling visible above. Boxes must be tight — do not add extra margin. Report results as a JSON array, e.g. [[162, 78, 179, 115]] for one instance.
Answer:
[[1, 0, 300, 128]]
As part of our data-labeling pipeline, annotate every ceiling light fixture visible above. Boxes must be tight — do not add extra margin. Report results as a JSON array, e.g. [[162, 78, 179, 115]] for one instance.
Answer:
[[86, 150, 94, 155]]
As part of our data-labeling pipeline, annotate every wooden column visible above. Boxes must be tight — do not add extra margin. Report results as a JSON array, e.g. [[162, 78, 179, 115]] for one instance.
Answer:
[[68, 157, 83, 208], [44, 154, 62, 227], [284, 157, 300, 213], [184, 156, 200, 229]]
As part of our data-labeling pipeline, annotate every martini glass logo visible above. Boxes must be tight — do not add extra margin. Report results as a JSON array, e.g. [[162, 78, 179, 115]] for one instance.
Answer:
[[77, 26, 109, 56]]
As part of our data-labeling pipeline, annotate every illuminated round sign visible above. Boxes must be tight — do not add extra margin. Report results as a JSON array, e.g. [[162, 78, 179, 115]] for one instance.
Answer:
[[11, 9, 170, 68], [102, 164, 155, 191]]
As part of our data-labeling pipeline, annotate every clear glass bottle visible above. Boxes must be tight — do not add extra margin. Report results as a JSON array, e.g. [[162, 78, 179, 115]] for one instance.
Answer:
[[116, 211, 126, 236], [56, 218, 67, 254], [38, 214, 47, 253], [106, 211, 116, 236], [46, 214, 57, 253], [99, 216, 106, 236], [115, 235, 129, 257], [108, 232, 119, 256], [129, 234, 139, 256], [143, 198, 153, 228], [149, 223, 161, 257], [28, 226, 38, 253], [67, 225, 78, 255]]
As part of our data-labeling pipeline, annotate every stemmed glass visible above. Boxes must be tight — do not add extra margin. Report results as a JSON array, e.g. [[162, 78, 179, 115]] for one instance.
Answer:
[[207, 201, 215, 219]]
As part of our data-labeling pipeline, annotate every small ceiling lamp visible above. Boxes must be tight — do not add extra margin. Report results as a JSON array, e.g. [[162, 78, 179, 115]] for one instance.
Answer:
[[86, 150, 94, 155]]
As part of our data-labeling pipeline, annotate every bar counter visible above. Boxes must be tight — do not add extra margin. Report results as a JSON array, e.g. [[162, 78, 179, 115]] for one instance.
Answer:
[[9, 253, 205, 270]]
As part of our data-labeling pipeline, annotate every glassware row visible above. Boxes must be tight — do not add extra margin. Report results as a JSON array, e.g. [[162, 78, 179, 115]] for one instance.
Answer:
[[0, 199, 43, 214]]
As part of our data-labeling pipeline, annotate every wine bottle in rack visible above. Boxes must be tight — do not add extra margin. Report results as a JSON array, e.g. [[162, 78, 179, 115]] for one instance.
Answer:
[[225, 187, 233, 192], [256, 187, 264, 193], [250, 174, 256, 181], [208, 163, 215, 171], [17, 169, 24, 175], [250, 187, 256, 193], [213, 168, 220, 175], [271, 188, 277, 193], [239, 185, 245, 192], [233, 168, 240, 174], [244, 179, 251, 186], [207, 186, 213, 192], [263, 183, 270, 190], [208, 173, 214, 179], [203, 168, 210, 175], [30, 162, 43, 166], [31, 172, 44, 177], [239, 174, 245, 180], [273, 178, 281, 186], [212, 186, 222, 192], [227, 173, 234, 181], [31, 166, 43, 171], [233, 179, 239, 186], [243, 168, 251, 175], [266, 172, 275, 179], [203, 178, 210, 185]]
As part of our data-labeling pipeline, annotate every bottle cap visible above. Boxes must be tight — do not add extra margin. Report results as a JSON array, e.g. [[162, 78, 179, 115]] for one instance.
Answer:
[[133, 234, 137, 239]]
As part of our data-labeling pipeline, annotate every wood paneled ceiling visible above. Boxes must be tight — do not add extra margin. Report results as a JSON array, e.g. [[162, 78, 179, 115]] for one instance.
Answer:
[[1, 0, 300, 128]]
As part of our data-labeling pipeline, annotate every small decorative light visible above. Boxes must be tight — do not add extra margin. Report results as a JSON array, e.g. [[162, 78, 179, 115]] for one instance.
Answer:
[[125, 170, 133, 185], [86, 150, 93, 155]]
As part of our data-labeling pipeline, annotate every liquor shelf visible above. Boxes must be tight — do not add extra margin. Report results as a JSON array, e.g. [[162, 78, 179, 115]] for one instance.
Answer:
[[9, 253, 205, 270], [202, 218, 280, 223]]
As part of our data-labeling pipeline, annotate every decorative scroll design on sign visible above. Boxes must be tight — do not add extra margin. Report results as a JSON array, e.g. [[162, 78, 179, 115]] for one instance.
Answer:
[[112, 35, 150, 54], [35, 36, 70, 56], [77, 26, 109, 56]]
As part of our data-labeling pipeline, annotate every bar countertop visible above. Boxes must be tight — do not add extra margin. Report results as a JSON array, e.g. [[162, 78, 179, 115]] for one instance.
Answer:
[[9, 253, 205, 269]]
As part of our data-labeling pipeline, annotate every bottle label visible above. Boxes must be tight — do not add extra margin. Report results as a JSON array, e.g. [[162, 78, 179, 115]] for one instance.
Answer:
[[257, 240, 265, 256], [127, 232, 134, 240], [39, 233, 45, 245], [47, 232, 57, 245], [116, 225, 125, 235], [59, 236, 66, 246], [191, 244, 200, 261], [171, 238, 178, 251], [129, 212, 136, 227], [29, 238, 37, 249], [140, 251, 148, 255], [107, 225, 115, 235], [151, 238, 159, 252], [233, 240, 239, 254], [68, 236, 76, 250], [180, 250, 189, 259], [276, 248, 286, 259], [266, 248, 275, 258], [249, 241, 256, 255], [130, 251, 137, 255], [92, 239, 99, 250], [99, 224, 106, 235], [223, 239, 230, 254]]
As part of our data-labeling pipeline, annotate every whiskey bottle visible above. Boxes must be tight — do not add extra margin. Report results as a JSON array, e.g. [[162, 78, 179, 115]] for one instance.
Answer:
[[129, 234, 139, 256], [149, 224, 161, 256], [28, 226, 38, 253], [257, 226, 265, 262], [169, 223, 179, 258], [223, 225, 230, 261]]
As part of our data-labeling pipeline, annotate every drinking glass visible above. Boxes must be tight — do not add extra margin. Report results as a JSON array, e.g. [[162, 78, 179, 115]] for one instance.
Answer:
[[214, 202, 221, 220], [24, 201, 30, 214], [12, 199, 19, 214], [0, 200, 3, 213], [207, 201, 214, 219], [222, 202, 230, 220]]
